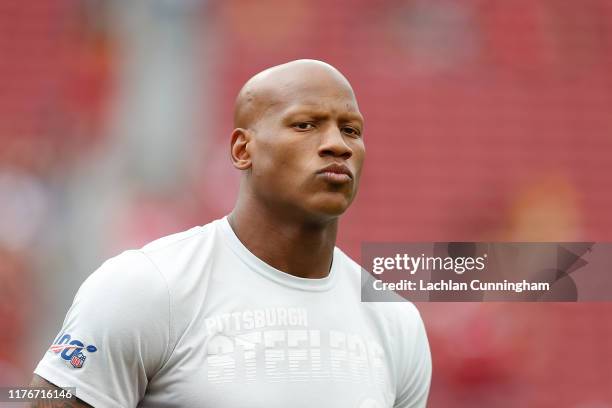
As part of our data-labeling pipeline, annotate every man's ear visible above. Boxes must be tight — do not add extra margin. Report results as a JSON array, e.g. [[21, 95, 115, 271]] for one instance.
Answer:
[[230, 128, 252, 170]]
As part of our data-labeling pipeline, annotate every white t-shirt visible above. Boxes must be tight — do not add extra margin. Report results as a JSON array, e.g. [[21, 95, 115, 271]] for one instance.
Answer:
[[35, 216, 431, 408]]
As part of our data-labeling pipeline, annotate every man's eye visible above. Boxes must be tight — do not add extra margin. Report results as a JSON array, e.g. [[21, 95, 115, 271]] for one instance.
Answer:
[[292, 122, 315, 131], [342, 126, 361, 137]]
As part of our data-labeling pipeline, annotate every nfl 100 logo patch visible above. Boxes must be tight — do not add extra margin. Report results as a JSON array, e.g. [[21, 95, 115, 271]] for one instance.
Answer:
[[49, 333, 98, 369]]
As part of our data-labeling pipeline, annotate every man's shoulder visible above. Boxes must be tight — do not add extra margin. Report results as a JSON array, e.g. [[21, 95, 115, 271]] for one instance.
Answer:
[[95, 218, 224, 286], [133, 217, 229, 290], [336, 245, 424, 331], [136, 218, 226, 265], [333, 247, 426, 360], [140, 219, 219, 255]]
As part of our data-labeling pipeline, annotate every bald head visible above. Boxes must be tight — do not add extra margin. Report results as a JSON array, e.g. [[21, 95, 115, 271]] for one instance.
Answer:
[[229, 59, 365, 221], [233, 59, 357, 129]]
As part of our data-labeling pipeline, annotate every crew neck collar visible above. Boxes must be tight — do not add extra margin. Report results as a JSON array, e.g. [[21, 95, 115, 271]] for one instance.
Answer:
[[217, 215, 339, 292]]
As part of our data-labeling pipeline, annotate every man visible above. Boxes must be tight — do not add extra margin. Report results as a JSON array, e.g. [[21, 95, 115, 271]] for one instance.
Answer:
[[31, 59, 432, 407]]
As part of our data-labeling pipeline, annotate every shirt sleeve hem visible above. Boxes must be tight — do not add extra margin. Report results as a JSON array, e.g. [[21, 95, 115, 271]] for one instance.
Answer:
[[34, 363, 123, 408]]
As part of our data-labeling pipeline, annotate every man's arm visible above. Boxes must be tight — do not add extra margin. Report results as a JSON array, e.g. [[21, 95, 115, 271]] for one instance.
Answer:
[[31, 250, 172, 407], [29, 374, 92, 407], [394, 303, 432, 408]]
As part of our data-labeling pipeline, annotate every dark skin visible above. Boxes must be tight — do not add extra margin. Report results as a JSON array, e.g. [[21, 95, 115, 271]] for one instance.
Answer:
[[29, 375, 91, 407], [29, 59, 365, 406], [229, 59, 365, 278]]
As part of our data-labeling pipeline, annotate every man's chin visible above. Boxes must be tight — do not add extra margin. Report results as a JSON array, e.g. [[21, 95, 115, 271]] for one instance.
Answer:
[[306, 194, 352, 218]]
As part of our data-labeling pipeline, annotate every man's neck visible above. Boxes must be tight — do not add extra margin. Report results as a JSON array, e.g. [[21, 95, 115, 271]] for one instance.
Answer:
[[228, 198, 338, 280]]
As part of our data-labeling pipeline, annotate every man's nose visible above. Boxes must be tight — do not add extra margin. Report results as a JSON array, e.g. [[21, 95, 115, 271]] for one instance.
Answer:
[[318, 126, 353, 159]]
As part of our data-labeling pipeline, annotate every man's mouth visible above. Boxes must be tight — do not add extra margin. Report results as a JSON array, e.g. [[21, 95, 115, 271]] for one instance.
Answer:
[[316, 163, 353, 184]]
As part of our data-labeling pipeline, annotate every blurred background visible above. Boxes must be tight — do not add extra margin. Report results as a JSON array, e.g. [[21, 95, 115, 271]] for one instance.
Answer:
[[0, 0, 611, 406]]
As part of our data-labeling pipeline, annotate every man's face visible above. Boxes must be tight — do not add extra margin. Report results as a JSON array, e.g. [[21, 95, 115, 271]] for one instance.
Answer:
[[247, 74, 365, 221]]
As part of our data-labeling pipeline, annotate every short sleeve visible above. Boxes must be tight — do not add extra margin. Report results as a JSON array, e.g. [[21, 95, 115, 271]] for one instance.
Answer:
[[394, 304, 432, 408], [34, 250, 173, 408]]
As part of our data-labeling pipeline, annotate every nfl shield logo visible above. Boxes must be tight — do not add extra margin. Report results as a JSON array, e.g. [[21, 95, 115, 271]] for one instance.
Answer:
[[71, 352, 86, 368]]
